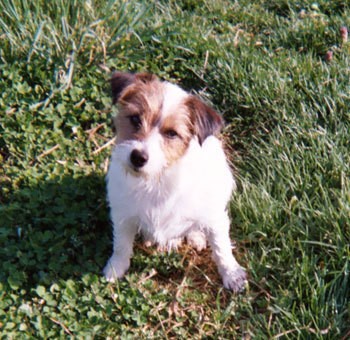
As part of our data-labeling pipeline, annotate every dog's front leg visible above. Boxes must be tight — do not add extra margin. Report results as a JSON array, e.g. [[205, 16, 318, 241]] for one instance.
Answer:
[[208, 214, 247, 292], [103, 219, 137, 282]]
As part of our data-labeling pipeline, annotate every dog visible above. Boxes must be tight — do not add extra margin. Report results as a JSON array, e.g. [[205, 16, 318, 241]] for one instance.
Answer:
[[103, 72, 247, 292]]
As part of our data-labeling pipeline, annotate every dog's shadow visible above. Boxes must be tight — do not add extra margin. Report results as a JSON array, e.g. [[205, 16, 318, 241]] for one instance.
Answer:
[[1, 172, 227, 293], [0, 173, 112, 290]]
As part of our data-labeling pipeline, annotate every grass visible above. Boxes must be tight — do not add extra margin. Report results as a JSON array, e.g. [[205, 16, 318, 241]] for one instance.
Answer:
[[0, 0, 349, 338]]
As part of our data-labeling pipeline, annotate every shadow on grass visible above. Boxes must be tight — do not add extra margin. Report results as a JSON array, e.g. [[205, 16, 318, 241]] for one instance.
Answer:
[[0, 173, 111, 291], [0, 172, 226, 293]]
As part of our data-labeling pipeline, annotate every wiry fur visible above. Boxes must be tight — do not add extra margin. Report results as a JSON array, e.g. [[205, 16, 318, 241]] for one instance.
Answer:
[[103, 72, 247, 292]]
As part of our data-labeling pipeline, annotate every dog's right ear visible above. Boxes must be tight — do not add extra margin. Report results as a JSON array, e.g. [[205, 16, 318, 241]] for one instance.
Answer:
[[110, 72, 136, 104]]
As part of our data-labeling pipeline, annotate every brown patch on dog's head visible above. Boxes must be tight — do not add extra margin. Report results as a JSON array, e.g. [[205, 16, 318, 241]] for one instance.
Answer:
[[159, 109, 193, 167], [110, 72, 224, 170], [111, 72, 164, 143], [110, 71, 158, 103]]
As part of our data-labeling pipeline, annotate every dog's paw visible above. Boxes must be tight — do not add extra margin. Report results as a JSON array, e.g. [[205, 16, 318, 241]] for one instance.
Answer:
[[144, 239, 155, 247], [186, 230, 207, 251], [222, 267, 248, 293], [143, 232, 156, 248], [103, 256, 129, 282], [157, 237, 183, 252]]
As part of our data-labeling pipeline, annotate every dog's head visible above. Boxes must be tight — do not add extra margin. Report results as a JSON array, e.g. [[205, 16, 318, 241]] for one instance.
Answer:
[[110, 71, 223, 177]]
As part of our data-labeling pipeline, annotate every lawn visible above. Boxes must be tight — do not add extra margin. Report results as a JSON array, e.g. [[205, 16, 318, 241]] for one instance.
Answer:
[[0, 0, 349, 338]]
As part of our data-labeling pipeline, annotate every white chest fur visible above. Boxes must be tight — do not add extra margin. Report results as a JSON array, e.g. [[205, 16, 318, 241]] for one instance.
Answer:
[[107, 136, 234, 245]]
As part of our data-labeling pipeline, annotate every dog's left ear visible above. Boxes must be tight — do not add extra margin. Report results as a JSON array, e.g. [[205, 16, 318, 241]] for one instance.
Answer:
[[186, 96, 224, 145], [110, 72, 136, 104]]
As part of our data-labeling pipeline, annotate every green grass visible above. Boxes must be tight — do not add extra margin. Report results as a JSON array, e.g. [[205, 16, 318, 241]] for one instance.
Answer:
[[1, 0, 349, 338]]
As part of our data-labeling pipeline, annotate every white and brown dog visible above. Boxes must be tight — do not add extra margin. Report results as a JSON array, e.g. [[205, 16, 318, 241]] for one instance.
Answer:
[[103, 72, 247, 292]]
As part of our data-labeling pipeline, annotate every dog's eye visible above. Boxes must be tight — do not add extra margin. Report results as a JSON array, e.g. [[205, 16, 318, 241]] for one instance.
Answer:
[[163, 129, 178, 139], [128, 115, 142, 130]]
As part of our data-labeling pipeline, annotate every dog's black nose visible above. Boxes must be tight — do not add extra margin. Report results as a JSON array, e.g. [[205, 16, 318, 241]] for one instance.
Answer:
[[130, 149, 148, 168]]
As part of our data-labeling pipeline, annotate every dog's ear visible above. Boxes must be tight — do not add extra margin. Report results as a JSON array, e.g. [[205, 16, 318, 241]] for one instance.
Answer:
[[110, 72, 158, 104], [186, 96, 224, 145], [110, 72, 136, 104], [135, 72, 158, 83]]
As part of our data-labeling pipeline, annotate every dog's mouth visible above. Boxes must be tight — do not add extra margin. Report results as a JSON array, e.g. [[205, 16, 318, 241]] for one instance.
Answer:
[[125, 165, 144, 177], [124, 163, 165, 180]]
